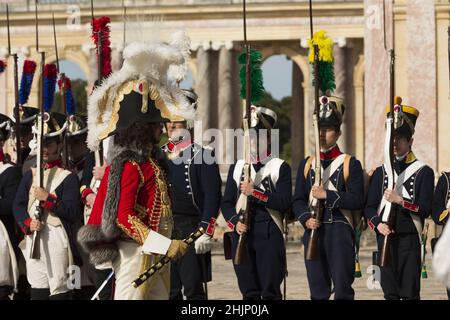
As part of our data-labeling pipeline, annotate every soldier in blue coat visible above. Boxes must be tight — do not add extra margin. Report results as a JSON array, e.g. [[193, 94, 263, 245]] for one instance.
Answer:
[[365, 97, 434, 300], [162, 89, 221, 300], [13, 112, 81, 300], [0, 114, 22, 300], [431, 171, 450, 299], [293, 96, 364, 300], [221, 106, 291, 300]]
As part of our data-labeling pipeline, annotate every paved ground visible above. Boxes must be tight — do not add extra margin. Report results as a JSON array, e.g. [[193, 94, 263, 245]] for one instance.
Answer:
[[207, 238, 448, 300]]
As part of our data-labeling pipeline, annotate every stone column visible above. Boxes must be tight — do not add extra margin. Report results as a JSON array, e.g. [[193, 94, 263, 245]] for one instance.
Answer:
[[291, 62, 304, 175], [232, 49, 242, 130], [353, 52, 365, 166], [111, 47, 123, 72], [218, 46, 234, 174], [333, 44, 348, 151], [209, 50, 219, 131], [195, 47, 212, 139], [303, 85, 314, 157], [406, 0, 436, 171], [87, 48, 98, 91], [364, 0, 393, 170]]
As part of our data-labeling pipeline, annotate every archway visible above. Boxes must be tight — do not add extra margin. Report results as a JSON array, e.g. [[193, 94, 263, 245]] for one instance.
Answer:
[[259, 47, 307, 174], [260, 54, 294, 165]]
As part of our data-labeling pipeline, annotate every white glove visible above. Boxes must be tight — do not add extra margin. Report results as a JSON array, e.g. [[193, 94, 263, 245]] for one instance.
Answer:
[[194, 234, 213, 254]]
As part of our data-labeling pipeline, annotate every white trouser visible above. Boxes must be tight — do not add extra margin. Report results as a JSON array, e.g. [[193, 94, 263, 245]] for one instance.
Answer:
[[113, 240, 170, 300], [21, 224, 70, 296], [0, 223, 13, 287]]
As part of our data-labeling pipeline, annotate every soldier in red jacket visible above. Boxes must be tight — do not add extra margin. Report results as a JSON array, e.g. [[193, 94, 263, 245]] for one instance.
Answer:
[[78, 35, 196, 300]]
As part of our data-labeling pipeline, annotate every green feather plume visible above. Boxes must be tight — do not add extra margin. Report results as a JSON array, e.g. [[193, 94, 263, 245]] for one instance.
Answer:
[[238, 49, 265, 104], [316, 61, 336, 94]]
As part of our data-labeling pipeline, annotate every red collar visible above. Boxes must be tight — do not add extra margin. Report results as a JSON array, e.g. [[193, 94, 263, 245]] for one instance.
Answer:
[[320, 145, 342, 160], [0, 150, 4, 163], [167, 138, 192, 153], [44, 159, 63, 170]]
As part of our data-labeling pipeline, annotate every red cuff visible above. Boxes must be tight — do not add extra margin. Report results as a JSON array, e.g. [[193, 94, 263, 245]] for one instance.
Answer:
[[368, 219, 375, 231], [227, 220, 235, 230], [81, 187, 94, 204], [206, 217, 216, 236], [41, 194, 58, 210], [20, 218, 32, 235], [24, 218, 32, 227], [252, 189, 269, 202], [402, 200, 419, 212]]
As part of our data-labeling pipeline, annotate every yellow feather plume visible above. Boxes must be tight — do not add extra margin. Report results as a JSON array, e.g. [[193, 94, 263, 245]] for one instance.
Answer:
[[308, 30, 334, 63]]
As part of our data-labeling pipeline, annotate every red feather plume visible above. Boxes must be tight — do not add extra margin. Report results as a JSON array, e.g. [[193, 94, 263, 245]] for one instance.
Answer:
[[91, 16, 112, 79]]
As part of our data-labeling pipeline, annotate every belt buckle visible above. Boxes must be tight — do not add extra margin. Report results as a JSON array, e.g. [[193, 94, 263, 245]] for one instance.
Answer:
[[328, 212, 333, 223]]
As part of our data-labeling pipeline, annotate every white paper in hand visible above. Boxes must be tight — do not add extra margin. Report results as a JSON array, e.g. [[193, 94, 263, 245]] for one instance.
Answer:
[[142, 230, 172, 255]]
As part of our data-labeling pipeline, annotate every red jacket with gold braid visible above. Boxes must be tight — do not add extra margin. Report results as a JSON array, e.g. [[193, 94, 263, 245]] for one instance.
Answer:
[[88, 158, 171, 245]]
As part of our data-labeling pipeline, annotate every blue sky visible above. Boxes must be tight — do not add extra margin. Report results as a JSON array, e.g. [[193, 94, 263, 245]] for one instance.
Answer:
[[61, 54, 293, 100]]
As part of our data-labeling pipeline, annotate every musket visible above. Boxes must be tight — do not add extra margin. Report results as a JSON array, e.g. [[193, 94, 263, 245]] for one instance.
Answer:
[[93, 0, 106, 167], [379, 0, 396, 268], [234, 0, 252, 265], [305, 0, 324, 261], [123, 0, 127, 47], [200, 254, 209, 299], [91, 0, 104, 166], [30, 0, 45, 260], [283, 217, 289, 299], [90, 0, 94, 23], [6, 5, 21, 166], [132, 228, 205, 288], [90, 32, 104, 173], [52, 13, 69, 167], [84, 0, 107, 224]]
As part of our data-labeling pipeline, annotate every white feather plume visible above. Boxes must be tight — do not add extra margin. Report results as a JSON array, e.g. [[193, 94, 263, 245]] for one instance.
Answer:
[[87, 29, 195, 151], [167, 31, 191, 84]]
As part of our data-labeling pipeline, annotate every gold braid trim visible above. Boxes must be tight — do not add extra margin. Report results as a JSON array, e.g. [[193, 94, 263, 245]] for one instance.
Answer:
[[128, 216, 150, 245], [148, 158, 172, 232], [135, 204, 148, 220]]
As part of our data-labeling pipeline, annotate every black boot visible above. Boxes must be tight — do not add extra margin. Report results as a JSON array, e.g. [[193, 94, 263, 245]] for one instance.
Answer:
[[30, 288, 50, 300], [14, 275, 31, 300], [74, 286, 96, 300], [0, 285, 13, 300], [94, 269, 114, 300], [49, 291, 74, 300]]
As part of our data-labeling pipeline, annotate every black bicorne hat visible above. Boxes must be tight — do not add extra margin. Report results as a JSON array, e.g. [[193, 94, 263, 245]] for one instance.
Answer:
[[96, 79, 171, 141]]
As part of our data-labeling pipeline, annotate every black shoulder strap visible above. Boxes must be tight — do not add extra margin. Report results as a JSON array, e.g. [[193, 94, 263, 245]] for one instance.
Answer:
[[443, 172, 450, 203]]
